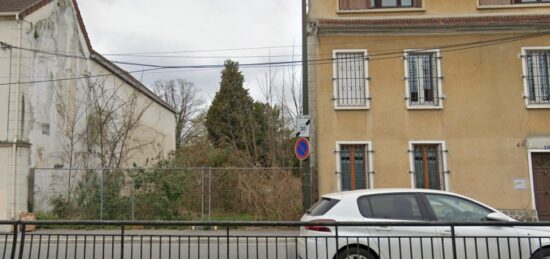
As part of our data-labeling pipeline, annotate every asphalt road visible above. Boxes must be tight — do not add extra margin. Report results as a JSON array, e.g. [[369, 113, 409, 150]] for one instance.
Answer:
[[1, 230, 301, 259]]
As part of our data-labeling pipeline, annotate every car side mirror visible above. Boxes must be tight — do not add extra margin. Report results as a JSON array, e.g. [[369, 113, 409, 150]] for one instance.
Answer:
[[486, 212, 511, 222]]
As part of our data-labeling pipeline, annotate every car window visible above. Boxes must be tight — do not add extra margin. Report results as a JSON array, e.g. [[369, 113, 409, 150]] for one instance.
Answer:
[[307, 198, 340, 216], [425, 194, 493, 222], [358, 194, 424, 220]]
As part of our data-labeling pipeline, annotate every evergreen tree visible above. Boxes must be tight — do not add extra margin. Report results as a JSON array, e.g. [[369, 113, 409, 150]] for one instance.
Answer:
[[206, 60, 255, 154]]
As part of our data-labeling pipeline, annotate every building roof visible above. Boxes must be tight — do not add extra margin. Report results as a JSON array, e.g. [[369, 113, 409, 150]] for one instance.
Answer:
[[91, 51, 176, 113], [0, 0, 40, 12], [2, 0, 176, 114]]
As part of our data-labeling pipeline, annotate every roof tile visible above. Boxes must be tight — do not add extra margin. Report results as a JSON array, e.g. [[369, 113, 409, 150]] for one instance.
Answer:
[[0, 0, 40, 12]]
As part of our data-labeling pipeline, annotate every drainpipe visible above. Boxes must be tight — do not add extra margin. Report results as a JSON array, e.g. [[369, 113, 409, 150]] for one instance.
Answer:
[[11, 13, 23, 220]]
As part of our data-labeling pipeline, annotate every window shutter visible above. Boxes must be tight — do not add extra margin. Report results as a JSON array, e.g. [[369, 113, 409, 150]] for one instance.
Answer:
[[349, 0, 369, 9], [339, 0, 350, 10], [413, 0, 422, 7]]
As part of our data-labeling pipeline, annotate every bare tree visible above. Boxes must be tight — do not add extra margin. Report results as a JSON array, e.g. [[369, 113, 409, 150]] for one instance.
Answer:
[[83, 77, 155, 169], [54, 80, 87, 200], [153, 79, 204, 150]]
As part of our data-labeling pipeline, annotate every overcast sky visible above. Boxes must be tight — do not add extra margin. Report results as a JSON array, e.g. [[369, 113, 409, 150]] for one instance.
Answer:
[[78, 0, 303, 104]]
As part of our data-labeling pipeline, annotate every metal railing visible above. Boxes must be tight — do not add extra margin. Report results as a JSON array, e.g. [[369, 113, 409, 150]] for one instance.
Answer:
[[1, 220, 550, 259]]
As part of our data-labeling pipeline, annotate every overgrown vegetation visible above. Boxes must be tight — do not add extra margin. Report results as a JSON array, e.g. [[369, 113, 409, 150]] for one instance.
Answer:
[[45, 59, 303, 221]]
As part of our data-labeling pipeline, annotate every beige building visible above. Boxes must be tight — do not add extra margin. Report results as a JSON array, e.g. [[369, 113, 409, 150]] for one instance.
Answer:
[[0, 0, 176, 221], [307, 0, 550, 220]]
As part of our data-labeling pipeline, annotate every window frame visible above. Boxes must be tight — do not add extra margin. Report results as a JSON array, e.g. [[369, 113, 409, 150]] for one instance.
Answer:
[[408, 141, 449, 191], [371, 0, 414, 8], [514, 0, 550, 4], [404, 49, 444, 110], [336, 141, 374, 191], [332, 49, 371, 110], [337, 0, 423, 11], [522, 47, 550, 109]]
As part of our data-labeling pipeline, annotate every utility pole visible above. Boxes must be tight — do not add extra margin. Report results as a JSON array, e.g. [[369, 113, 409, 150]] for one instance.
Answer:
[[301, 0, 312, 211]]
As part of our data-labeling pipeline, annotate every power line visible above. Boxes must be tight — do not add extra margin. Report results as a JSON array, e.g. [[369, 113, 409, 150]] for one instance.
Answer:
[[0, 67, 164, 86], [1, 31, 549, 86], [102, 45, 301, 56], [106, 31, 550, 69]]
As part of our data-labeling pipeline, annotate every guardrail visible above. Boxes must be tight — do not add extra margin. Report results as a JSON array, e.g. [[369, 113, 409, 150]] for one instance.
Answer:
[[1, 220, 550, 259]]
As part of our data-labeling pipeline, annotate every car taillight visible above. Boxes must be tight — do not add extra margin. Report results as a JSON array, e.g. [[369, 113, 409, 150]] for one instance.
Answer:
[[305, 219, 335, 233]]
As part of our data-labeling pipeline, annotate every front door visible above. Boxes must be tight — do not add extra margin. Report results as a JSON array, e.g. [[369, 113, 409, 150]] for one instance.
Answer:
[[532, 153, 550, 221]]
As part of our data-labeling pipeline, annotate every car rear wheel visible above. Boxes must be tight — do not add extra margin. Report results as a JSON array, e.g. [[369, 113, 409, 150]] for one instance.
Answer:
[[531, 248, 550, 259], [336, 247, 375, 259]]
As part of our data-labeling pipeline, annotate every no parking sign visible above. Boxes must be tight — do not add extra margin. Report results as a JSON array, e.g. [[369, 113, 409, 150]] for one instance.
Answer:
[[295, 137, 310, 161]]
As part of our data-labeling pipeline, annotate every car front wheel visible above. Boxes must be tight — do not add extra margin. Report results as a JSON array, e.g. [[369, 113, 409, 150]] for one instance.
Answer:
[[532, 248, 550, 259], [336, 247, 376, 259]]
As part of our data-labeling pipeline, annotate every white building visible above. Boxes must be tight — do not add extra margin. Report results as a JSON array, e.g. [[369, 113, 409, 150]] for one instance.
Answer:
[[0, 0, 176, 221]]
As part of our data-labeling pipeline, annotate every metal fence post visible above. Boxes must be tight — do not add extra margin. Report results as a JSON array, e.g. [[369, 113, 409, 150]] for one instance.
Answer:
[[226, 225, 230, 259], [335, 225, 339, 257], [17, 223, 25, 259], [10, 223, 18, 259], [451, 225, 457, 259], [201, 167, 205, 221], [100, 170, 104, 221], [131, 173, 135, 221], [120, 224, 125, 259], [208, 167, 212, 221]]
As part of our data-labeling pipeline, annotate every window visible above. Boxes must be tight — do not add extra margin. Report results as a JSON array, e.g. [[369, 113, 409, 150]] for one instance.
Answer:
[[410, 143, 446, 190], [405, 50, 443, 108], [339, 0, 421, 10], [333, 50, 369, 109], [338, 143, 372, 191], [358, 193, 425, 220], [479, 0, 550, 6], [425, 194, 493, 222], [371, 0, 413, 8], [514, 0, 550, 3], [41, 123, 50, 135], [523, 49, 550, 106], [306, 198, 340, 216]]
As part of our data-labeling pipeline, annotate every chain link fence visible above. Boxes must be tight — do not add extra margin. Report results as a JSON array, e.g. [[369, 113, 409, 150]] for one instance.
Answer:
[[31, 167, 303, 221]]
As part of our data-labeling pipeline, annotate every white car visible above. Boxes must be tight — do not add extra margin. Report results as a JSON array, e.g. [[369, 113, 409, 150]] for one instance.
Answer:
[[298, 189, 550, 259]]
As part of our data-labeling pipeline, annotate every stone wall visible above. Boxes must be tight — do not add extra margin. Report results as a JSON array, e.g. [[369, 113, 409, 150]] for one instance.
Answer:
[[499, 209, 539, 222]]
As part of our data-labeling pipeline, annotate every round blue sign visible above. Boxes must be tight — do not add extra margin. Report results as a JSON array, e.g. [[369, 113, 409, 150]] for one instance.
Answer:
[[295, 138, 310, 161]]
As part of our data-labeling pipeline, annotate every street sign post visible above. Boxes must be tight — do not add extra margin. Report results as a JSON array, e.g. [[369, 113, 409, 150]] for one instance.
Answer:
[[295, 137, 310, 161]]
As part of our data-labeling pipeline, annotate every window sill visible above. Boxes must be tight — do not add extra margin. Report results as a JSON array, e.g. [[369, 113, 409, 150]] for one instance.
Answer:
[[406, 105, 444, 110], [477, 3, 550, 10], [337, 7, 426, 14], [526, 104, 550, 109], [334, 106, 371, 110]]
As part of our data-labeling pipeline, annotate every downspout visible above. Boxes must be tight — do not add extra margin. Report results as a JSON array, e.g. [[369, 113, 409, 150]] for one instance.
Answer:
[[11, 13, 23, 220]]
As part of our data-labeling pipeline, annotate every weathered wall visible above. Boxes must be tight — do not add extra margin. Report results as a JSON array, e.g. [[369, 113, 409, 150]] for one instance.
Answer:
[[0, 0, 176, 220], [22, 0, 88, 168], [314, 32, 550, 211], [18, 0, 175, 169], [309, 0, 550, 19], [0, 18, 18, 142]]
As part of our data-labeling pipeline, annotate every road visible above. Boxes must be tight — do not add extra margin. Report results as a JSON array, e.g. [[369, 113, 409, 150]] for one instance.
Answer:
[[1, 229, 301, 259]]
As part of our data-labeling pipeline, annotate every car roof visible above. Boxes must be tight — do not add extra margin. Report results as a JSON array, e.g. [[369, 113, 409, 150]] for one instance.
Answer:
[[322, 188, 465, 200]]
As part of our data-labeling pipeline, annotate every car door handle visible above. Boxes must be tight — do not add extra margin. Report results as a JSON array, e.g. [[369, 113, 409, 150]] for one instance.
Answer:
[[374, 226, 393, 232]]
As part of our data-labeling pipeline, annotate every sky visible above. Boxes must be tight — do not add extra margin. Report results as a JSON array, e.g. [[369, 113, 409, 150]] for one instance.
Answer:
[[77, 0, 303, 104]]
